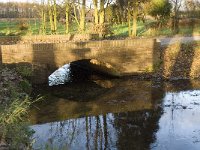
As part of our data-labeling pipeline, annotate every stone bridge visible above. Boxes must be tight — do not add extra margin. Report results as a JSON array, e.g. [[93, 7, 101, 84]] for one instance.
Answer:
[[0, 38, 161, 84]]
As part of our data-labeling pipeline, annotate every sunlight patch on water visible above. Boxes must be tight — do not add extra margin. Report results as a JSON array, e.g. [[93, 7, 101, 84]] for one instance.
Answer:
[[151, 90, 200, 150], [48, 64, 71, 86]]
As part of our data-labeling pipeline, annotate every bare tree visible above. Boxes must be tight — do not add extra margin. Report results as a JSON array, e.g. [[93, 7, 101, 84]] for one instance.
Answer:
[[170, 0, 182, 33]]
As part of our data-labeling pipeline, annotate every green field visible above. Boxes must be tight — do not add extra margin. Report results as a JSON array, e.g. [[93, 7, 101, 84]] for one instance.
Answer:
[[0, 19, 200, 37], [111, 21, 200, 37]]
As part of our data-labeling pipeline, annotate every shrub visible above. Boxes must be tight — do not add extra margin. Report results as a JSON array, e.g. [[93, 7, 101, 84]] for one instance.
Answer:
[[18, 22, 29, 31], [91, 23, 113, 38], [19, 80, 32, 94], [0, 96, 42, 149], [16, 66, 32, 78], [147, 0, 172, 28]]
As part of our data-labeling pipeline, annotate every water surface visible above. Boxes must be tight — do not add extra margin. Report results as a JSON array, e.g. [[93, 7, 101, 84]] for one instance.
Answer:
[[30, 79, 200, 150]]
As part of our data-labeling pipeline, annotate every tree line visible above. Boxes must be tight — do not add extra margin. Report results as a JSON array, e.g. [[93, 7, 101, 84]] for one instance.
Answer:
[[0, 2, 39, 18], [0, 0, 200, 37]]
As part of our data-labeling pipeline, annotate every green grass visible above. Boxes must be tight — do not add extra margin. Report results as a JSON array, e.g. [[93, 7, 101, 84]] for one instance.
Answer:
[[111, 20, 152, 37], [109, 20, 200, 38], [0, 19, 199, 37], [112, 23, 129, 37], [0, 20, 79, 36]]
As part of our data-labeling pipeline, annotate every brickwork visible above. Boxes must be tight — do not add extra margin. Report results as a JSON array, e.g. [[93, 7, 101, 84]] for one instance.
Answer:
[[0, 38, 160, 83], [0, 34, 98, 45]]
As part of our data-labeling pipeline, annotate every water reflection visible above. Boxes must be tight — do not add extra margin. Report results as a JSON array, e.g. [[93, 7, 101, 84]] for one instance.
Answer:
[[30, 79, 160, 124], [30, 80, 200, 150], [31, 110, 162, 150], [31, 114, 118, 150], [151, 90, 200, 150]]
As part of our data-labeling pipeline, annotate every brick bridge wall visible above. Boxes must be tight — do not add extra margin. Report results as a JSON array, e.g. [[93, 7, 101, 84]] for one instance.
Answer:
[[0, 39, 161, 84], [0, 34, 98, 45]]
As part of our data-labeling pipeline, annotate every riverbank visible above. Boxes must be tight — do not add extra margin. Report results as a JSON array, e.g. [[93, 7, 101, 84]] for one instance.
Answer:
[[0, 66, 38, 149], [159, 41, 200, 80], [130, 40, 200, 80]]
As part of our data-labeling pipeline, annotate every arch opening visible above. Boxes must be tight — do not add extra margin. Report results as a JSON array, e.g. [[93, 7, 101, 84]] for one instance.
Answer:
[[48, 59, 121, 86]]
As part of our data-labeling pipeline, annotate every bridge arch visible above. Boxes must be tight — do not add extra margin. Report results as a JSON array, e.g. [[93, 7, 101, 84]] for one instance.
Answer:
[[48, 59, 121, 86]]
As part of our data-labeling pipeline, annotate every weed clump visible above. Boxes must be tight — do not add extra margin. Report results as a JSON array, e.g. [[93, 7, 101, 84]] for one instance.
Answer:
[[18, 22, 29, 31]]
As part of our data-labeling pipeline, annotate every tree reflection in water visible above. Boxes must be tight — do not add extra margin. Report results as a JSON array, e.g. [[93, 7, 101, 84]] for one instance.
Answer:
[[30, 76, 200, 149], [31, 107, 162, 150], [30, 79, 164, 149], [32, 114, 118, 149]]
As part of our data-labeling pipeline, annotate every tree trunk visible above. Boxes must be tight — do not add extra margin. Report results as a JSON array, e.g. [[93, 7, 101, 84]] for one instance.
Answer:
[[48, 0, 54, 33], [128, 2, 131, 36], [132, 1, 138, 37], [65, 1, 70, 33], [40, 0, 46, 34], [80, 0, 86, 31], [99, 0, 105, 24], [172, 0, 179, 34], [93, 0, 98, 24], [173, 11, 179, 34], [116, 11, 121, 24], [53, 0, 57, 33], [42, 9, 46, 34]]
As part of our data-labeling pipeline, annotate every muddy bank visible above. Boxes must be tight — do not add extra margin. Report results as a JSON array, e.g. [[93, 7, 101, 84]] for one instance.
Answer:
[[159, 41, 200, 80], [0, 67, 23, 104], [0, 66, 34, 149]]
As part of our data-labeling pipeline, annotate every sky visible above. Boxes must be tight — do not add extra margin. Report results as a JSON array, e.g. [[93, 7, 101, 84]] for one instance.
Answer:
[[0, 0, 36, 2], [0, 0, 29, 2], [1, 0, 200, 3], [0, 0, 200, 7], [0, 0, 94, 4]]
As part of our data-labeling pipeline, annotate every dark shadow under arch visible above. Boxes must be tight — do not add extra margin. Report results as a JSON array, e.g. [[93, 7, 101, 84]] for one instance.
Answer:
[[48, 59, 121, 86]]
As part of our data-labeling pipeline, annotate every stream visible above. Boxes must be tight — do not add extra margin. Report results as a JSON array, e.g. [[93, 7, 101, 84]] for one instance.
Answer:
[[29, 78, 200, 150]]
